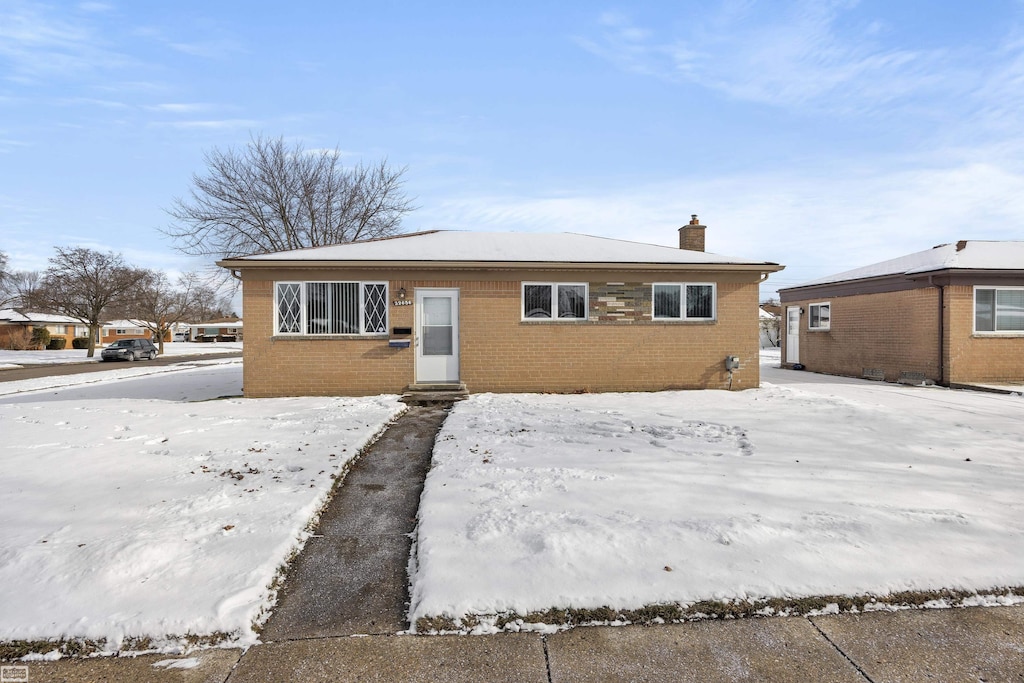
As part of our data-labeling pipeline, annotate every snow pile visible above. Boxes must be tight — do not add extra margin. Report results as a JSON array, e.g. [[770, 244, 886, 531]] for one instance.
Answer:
[[0, 393, 403, 647], [410, 378, 1024, 626]]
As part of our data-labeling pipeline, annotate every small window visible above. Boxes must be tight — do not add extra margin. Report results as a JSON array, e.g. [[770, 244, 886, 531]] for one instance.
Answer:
[[276, 281, 388, 336], [115, 328, 127, 335], [808, 302, 831, 330], [975, 287, 1024, 332], [522, 283, 588, 320], [652, 283, 716, 320]]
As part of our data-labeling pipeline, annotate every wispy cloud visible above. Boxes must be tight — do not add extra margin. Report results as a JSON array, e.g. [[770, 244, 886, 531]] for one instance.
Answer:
[[55, 97, 130, 109], [166, 39, 243, 59], [132, 26, 244, 60], [78, 2, 113, 12], [155, 119, 260, 130], [0, 1, 134, 82], [416, 154, 1024, 294], [576, 1, 964, 114], [0, 138, 30, 153], [145, 102, 213, 113]]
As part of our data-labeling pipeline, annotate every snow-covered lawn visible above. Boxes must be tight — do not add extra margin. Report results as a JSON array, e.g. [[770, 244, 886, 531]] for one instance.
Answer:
[[0, 341, 242, 369], [409, 352, 1024, 628], [0, 364, 403, 649]]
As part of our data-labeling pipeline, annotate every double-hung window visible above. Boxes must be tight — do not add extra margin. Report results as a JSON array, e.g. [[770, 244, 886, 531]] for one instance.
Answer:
[[975, 287, 1024, 332], [522, 283, 588, 320], [276, 281, 388, 335], [652, 283, 716, 320], [808, 302, 831, 330]]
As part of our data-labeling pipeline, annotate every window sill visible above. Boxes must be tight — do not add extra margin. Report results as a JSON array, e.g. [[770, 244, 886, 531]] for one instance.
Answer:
[[972, 332, 1024, 338], [271, 334, 389, 341], [808, 327, 831, 332], [520, 318, 589, 323], [519, 319, 717, 325]]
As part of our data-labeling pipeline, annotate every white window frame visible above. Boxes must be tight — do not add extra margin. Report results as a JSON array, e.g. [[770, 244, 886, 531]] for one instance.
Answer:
[[974, 286, 1024, 334], [275, 281, 389, 336], [651, 283, 717, 321], [521, 282, 589, 321], [808, 302, 831, 331]]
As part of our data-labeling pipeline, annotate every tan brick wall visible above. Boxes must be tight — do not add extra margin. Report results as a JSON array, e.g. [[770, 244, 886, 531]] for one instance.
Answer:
[[781, 288, 942, 383], [241, 270, 763, 397], [945, 285, 1024, 384]]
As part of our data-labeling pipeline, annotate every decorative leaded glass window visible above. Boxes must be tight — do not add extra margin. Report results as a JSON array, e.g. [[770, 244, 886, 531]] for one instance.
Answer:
[[275, 281, 387, 335]]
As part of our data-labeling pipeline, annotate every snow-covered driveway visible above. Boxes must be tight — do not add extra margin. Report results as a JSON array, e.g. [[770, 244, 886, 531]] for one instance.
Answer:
[[410, 353, 1024, 627]]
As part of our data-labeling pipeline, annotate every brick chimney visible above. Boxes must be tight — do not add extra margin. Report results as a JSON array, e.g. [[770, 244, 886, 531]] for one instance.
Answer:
[[679, 214, 706, 252]]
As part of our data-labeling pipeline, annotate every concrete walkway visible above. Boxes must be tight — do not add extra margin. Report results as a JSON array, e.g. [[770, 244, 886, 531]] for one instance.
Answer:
[[260, 404, 449, 640]]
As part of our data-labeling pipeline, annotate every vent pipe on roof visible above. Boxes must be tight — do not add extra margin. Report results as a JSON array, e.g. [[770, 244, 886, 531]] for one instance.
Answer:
[[679, 214, 706, 252]]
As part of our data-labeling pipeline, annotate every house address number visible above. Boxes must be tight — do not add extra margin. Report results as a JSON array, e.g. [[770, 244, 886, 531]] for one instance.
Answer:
[[392, 300, 413, 306]]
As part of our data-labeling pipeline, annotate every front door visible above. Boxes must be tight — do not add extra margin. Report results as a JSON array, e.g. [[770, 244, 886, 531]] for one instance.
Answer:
[[415, 288, 460, 383], [786, 306, 800, 364]]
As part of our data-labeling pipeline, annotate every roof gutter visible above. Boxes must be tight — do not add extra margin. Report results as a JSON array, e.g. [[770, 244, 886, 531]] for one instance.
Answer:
[[216, 258, 784, 273]]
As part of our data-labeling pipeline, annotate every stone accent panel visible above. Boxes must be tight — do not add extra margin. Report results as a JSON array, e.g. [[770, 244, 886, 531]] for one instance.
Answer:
[[589, 283, 651, 322]]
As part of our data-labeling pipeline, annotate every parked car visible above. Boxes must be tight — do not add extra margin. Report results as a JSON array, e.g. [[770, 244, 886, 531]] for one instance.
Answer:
[[101, 338, 158, 362], [172, 332, 189, 342]]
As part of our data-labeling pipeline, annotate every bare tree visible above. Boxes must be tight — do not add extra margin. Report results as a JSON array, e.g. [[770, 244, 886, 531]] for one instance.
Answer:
[[1, 269, 42, 309], [760, 313, 781, 348], [36, 248, 140, 357], [123, 270, 202, 354], [164, 134, 414, 260], [184, 276, 236, 322]]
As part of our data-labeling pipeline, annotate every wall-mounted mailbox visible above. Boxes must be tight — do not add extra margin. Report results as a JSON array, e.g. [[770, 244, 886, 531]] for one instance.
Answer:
[[392, 327, 412, 336], [388, 339, 411, 348]]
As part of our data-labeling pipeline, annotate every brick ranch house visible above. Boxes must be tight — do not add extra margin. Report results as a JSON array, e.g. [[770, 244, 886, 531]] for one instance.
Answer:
[[0, 309, 89, 349], [778, 240, 1024, 387], [218, 222, 783, 398], [99, 320, 172, 345], [189, 319, 243, 342]]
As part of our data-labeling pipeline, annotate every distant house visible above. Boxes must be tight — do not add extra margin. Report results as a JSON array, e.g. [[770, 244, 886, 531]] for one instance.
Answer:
[[0, 309, 89, 349], [778, 240, 1024, 387], [190, 319, 243, 342], [217, 221, 784, 397], [99, 320, 170, 345]]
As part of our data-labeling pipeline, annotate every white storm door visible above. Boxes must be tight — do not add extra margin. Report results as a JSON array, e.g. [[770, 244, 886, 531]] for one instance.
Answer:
[[415, 289, 460, 383], [786, 306, 800, 364]]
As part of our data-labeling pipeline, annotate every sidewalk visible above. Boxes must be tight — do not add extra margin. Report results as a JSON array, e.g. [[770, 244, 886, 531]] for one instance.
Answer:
[[15, 604, 1024, 681]]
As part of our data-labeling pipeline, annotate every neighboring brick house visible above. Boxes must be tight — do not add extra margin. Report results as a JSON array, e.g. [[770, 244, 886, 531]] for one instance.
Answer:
[[190, 319, 243, 342], [99, 320, 171, 345], [0, 309, 89, 348], [218, 222, 784, 397], [778, 240, 1024, 387]]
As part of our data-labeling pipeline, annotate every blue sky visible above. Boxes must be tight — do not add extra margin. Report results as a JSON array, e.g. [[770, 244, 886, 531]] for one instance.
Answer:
[[3, 0, 1024, 303]]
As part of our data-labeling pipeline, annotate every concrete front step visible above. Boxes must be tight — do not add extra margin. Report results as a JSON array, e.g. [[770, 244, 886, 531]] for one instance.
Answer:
[[401, 383, 469, 405]]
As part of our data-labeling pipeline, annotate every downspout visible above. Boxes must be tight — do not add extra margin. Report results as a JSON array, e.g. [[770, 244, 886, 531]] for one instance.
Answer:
[[930, 275, 945, 385]]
